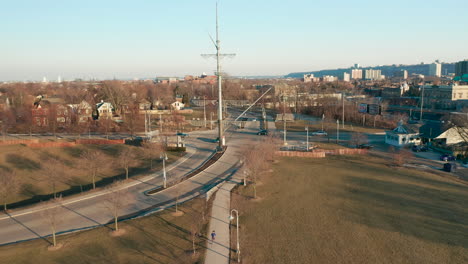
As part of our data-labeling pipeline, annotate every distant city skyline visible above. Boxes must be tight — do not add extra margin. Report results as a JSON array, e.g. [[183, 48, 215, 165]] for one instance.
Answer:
[[1, 0, 467, 81]]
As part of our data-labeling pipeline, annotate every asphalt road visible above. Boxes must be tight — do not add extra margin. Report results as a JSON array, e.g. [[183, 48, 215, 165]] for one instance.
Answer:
[[0, 117, 265, 246]]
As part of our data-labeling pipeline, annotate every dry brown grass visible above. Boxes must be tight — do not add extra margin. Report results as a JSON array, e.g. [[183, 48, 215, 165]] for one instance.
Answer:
[[232, 155, 468, 264], [0, 144, 179, 207], [0, 198, 209, 264]]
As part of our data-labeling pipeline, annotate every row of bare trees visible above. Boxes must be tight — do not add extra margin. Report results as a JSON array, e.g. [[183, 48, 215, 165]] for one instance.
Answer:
[[41, 180, 133, 248], [244, 135, 278, 199], [0, 142, 165, 212]]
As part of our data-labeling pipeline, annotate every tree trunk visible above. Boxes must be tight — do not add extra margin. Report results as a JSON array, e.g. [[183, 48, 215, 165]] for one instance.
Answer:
[[253, 182, 257, 199], [150, 159, 153, 170], [192, 235, 196, 254], [125, 167, 129, 180], [52, 230, 56, 247], [3, 201, 6, 212], [92, 172, 96, 189], [114, 216, 119, 231]]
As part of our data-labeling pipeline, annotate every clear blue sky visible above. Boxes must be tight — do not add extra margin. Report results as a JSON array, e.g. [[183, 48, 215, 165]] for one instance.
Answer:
[[1, 0, 467, 81]]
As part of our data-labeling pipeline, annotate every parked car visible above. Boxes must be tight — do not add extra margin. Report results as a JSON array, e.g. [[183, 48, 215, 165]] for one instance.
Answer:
[[412, 145, 428, 152], [257, 129, 269, 135], [357, 144, 373, 149], [176, 132, 188, 137], [440, 154, 456, 161], [311, 130, 327, 136]]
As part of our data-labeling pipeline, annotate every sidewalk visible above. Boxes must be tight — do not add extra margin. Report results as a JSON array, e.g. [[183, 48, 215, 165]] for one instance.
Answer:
[[204, 179, 239, 264]]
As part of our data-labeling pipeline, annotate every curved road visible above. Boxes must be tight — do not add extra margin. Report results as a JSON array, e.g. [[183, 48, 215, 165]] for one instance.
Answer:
[[0, 120, 263, 246]]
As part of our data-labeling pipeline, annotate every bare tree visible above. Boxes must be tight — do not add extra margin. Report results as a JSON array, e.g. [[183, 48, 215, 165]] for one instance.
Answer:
[[42, 158, 66, 198], [80, 150, 106, 189], [118, 147, 138, 180], [244, 147, 268, 199], [41, 196, 64, 248], [351, 132, 368, 147], [392, 148, 413, 167], [0, 169, 20, 211], [141, 141, 164, 170], [102, 181, 133, 232]]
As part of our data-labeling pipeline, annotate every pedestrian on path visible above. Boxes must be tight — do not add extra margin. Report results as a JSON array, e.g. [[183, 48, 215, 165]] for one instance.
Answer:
[[211, 230, 216, 243]]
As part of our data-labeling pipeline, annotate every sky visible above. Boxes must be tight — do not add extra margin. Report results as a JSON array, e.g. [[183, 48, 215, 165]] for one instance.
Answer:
[[1, 0, 468, 81]]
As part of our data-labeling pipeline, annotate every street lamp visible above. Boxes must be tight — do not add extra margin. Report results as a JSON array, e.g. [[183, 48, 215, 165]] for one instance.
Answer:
[[336, 119, 339, 144], [229, 209, 240, 263], [305, 126, 309, 151], [160, 152, 168, 188]]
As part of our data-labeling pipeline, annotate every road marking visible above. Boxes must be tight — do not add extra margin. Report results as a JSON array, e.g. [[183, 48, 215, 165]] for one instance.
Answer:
[[0, 146, 201, 221]]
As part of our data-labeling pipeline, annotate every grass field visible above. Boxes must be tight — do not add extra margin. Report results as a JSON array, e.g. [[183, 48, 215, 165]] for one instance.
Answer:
[[0, 144, 180, 208], [0, 198, 210, 264], [275, 120, 385, 134], [232, 155, 468, 264]]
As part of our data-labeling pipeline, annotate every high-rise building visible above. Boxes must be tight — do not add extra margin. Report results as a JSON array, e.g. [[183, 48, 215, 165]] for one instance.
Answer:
[[394, 70, 408, 79], [429, 62, 442, 77], [343, 72, 350, 82], [57, 75, 62, 83], [455, 60, 468, 77], [351, 69, 363, 79], [364, 69, 382, 80]]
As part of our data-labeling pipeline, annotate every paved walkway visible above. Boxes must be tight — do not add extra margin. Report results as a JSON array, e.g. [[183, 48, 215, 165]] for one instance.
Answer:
[[204, 179, 239, 264]]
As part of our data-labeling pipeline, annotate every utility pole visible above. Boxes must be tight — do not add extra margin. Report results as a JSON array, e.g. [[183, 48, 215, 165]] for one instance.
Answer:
[[342, 93, 345, 128], [305, 126, 309, 151], [201, 2, 236, 151], [283, 95, 287, 145], [210, 112, 213, 130], [204, 96, 207, 128], [419, 85, 425, 122]]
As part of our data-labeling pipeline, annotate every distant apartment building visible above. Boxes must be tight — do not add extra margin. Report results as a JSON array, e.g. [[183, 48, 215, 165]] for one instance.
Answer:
[[322, 75, 338, 82], [455, 60, 468, 77], [364, 69, 383, 80], [303, 74, 315, 83], [343, 72, 350, 82], [351, 69, 363, 79], [429, 62, 442, 77], [394, 70, 408, 79], [423, 84, 468, 109]]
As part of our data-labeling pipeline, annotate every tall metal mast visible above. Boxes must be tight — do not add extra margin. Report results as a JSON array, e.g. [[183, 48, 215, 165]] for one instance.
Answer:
[[201, 2, 235, 150]]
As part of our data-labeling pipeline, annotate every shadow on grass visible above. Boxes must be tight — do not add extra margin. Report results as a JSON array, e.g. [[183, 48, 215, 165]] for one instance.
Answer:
[[5, 154, 41, 171], [333, 174, 468, 248]]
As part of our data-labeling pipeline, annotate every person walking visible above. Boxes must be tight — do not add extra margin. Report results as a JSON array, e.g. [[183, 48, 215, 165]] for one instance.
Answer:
[[211, 230, 216, 243]]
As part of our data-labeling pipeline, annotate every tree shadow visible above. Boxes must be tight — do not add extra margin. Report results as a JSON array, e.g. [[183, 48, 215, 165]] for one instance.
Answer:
[[331, 174, 468, 248], [5, 154, 41, 171]]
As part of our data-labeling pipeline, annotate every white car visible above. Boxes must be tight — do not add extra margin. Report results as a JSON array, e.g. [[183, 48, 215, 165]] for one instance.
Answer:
[[311, 130, 328, 136]]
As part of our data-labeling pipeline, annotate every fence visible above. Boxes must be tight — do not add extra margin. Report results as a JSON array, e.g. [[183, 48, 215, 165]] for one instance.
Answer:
[[276, 148, 368, 158], [0, 138, 125, 148], [0, 139, 40, 146]]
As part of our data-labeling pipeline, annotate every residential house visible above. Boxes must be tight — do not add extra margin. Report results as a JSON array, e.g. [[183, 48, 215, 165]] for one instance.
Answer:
[[385, 121, 422, 147], [171, 101, 185, 111], [54, 104, 70, 125], [68, 101, 93, 123], [31, 105, 49, 127], [139, 99, 152, 110], [96, 101, 114, 119]]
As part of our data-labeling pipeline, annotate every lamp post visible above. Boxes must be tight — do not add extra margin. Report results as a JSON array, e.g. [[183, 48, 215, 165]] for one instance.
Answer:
[[336, 119, 339, 144], [160, 152, 168, 188], [229, 209, 240, 263], [305, 126, 309, 151]]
